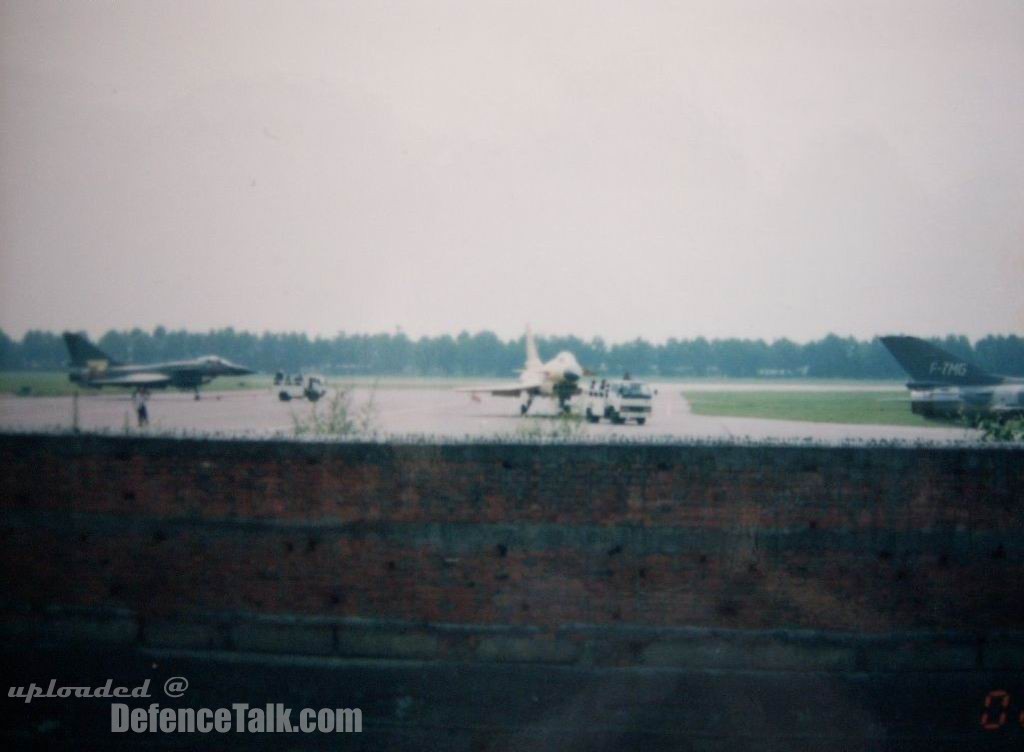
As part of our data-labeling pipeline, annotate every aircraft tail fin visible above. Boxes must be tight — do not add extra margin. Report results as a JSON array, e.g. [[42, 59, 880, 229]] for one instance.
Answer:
[[524, 325, 542, 369], [62, 332, 120, 367], [880, 335, 1000, 387]]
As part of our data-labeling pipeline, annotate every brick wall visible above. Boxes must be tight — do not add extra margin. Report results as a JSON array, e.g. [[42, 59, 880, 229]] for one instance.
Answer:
[[2, 434, 1021, 636]]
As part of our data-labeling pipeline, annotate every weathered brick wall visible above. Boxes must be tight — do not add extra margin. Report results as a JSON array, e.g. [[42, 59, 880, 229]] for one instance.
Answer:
[[1, 434, 1021, 634]]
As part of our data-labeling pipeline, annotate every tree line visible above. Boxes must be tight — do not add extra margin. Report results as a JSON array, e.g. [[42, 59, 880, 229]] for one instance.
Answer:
[[1, 327, 1022, 380]]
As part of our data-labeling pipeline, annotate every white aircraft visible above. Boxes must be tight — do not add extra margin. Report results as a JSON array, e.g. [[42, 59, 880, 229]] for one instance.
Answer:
[[458, 328, 586, 414]]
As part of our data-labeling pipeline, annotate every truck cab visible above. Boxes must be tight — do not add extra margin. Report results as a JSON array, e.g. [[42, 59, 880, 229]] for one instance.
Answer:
[[583, 379, 653, 425]]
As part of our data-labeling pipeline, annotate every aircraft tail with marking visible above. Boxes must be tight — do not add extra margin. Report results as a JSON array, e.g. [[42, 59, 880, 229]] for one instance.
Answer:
[[880, 336, 1001, 387], [62, 332, 121, 367]]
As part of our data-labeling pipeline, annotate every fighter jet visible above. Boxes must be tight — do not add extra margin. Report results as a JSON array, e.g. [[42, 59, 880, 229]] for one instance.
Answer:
[[458, 327, 586, 414], [63, 332, 254, 399], [880, 335, 1024, 419]]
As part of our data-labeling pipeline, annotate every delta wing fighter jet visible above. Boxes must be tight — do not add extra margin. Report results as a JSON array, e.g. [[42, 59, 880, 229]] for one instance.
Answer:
[[63, 332, 254, 399], [458, 327, 585, 414], [880, 335, 1024, 419]]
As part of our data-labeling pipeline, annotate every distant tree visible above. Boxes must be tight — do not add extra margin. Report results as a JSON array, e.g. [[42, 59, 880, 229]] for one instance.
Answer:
[[804, 334, 857, 378], [767, 338, 803, 374], [2, 326, 1022, 378], [0, 330, 14, 369], [20, 330, 65, 369], [974, 335, 1024, 377]]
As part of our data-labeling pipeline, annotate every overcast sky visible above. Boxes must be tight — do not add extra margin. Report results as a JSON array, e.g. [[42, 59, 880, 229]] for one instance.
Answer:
[[1, 0, 1021, 343]]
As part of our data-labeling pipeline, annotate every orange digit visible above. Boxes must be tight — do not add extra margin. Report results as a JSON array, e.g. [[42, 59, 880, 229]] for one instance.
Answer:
[[980, 690, 1009, 731]]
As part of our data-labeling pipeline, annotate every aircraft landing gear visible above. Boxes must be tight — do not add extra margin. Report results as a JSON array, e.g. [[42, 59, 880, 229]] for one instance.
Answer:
[[558, 396, 571, 414], [520, 395, 534, 415], [194, 388, 201, 401]]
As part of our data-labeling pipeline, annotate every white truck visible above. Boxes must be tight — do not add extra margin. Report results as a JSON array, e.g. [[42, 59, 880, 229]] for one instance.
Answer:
[[278, 375, 328, 403], [583, 379, 653, 425]]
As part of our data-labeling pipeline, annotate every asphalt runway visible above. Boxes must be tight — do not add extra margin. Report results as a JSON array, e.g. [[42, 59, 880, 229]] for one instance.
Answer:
[[0, 383, 979, 443]]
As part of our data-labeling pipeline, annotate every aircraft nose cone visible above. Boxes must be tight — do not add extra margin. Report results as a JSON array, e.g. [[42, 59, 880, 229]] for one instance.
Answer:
[[564, 369, 581, 383]]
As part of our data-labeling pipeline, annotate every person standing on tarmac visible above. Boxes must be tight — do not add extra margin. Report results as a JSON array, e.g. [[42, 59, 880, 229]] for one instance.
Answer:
[[133, 389, 149, 428]]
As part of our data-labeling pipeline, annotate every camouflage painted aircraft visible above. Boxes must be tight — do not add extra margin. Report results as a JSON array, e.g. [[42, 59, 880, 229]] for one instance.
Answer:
[[63, 332, 254, 398], [880, 335, 1024, 419]]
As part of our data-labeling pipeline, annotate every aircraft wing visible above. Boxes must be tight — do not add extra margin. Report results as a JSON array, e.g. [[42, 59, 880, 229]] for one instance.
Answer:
[[86, 373, 172, 387], [456, 377, 544, 397]]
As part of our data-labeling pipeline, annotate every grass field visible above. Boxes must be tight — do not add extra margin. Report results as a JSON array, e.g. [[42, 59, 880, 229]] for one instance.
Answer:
[[682, 389, 950, 428]]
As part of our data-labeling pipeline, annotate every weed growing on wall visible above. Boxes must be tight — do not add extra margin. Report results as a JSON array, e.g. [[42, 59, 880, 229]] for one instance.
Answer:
[[292, 387, 379, 438], [514, 412, 589, 441], [972, 416, 1024, 443]]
